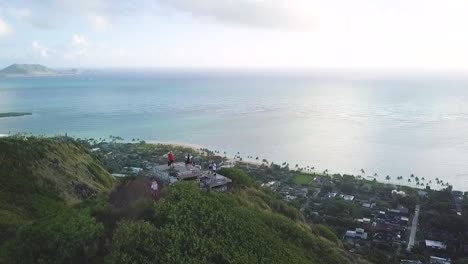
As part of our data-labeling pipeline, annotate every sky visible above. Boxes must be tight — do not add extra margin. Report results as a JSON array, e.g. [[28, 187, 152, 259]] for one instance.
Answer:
[[0, 0, 468, 70]]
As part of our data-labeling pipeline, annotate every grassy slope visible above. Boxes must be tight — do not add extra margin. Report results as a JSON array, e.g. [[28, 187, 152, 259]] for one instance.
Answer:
[[0, 136, 114, 236], [109, 182, 369, 264], [0, 137, 369, 263]]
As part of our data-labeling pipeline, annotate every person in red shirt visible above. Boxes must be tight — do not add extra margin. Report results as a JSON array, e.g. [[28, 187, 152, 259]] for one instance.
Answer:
[[168, 151, 175, 167]]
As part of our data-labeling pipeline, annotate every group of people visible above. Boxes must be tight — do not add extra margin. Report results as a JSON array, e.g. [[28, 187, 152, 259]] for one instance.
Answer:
[[208, 160, 217, 175], [151, 152, 220, 199], [167, 151, 218, 174], [167, 151, 195, 167]]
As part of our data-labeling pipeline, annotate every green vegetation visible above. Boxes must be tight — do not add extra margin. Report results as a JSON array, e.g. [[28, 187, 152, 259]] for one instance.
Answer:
[[0, 136, 114, 248], [0, 136, 369, 264], [218, 167, 256, 188], [313, 224, 339, 244], [108, 183, 359, 264], [79, 137, 225, 174], [4, 209, 104, 264], [293, 174, 314, 185], [0, 112, 32, 118]]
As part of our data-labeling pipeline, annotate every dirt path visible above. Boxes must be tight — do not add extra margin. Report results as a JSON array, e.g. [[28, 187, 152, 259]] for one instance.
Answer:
[[109, 176, 159, 209]]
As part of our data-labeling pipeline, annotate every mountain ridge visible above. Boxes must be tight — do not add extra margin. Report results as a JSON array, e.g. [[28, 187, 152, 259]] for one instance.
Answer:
[[0, 136, 371, 264]]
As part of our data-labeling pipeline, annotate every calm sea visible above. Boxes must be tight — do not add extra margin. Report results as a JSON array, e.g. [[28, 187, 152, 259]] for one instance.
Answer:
[[1, 69, 468, 190]]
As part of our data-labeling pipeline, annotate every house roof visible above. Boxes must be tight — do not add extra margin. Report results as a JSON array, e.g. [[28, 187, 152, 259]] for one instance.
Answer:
[[425, 240, 447, 250]]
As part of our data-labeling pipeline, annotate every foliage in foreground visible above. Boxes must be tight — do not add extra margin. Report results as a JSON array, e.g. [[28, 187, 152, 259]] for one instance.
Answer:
[[4, 209, 104, 264], [108, 183, 359, 264], [0, 136, 367, 264], [2, 182, 362, 264], [0, 136, 114, 246]]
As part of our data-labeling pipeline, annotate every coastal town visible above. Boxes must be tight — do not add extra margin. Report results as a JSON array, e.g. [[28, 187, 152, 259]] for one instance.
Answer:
[[82, 137, 468, 264], [237, 161, 467, 264]]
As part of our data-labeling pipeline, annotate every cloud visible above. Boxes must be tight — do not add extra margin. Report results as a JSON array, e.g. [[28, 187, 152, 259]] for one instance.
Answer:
[[156, 0, 314, 29], [88, 14, 110, 31], [4, 0, 313, 31], [72, 34, 89, 47], [63, 34, 90, 59], [32, 41, 49, 58], [0, 18, 13, 36], [2, 1, 114, 31]]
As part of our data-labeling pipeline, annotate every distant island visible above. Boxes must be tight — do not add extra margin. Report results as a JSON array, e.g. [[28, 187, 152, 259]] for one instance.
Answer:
[[0, 64, 78, 77], [0, 112, 32, 118]]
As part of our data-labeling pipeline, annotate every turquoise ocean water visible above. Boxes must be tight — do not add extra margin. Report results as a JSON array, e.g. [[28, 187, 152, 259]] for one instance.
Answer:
[[1, 69, 468, 190]]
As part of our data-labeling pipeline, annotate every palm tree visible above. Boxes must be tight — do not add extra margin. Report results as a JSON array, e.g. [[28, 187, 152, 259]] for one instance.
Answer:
[[411, 174, 415, 178], [397, 176, 403, 185], [408, 179, 411, 183], [385, 175, 391, 182]]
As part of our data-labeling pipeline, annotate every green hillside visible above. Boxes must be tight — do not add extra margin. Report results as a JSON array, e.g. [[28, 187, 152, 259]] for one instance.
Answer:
[[0, 136, 113, 233], [0, 64, 57, 76], [108, 182, 369, 264], [0, 136, 368, 264]]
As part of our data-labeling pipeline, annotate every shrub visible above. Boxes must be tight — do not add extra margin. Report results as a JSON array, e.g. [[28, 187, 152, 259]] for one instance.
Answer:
[[218, 167, 256, 188], [107, 221, 163, 264], [314, 224, 339, 244], [5, 209, 104, 264]]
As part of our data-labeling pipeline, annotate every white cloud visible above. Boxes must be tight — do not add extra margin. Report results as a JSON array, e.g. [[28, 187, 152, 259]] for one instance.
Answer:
[[88, 14, 110, 31], [0, 18, 13, 36], [156, 0, 314, 29], [72, 34, 89, 47], [32, 41, 48, 58], [63, 34, 90, 59]]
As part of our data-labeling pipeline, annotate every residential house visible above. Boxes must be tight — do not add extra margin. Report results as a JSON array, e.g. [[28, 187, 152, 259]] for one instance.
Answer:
[[425, 240, 447, 251], [429, 256, 451, 264], [344, 228, 368, 240], [341, 194, 355, 201]]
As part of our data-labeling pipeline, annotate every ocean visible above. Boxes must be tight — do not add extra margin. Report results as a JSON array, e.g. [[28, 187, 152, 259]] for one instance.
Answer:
[[1, 69, 468, 190]]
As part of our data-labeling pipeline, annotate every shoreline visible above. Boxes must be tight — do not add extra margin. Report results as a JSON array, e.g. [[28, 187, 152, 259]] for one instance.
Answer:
[[0, 135, 451, 190], [146, 140, 204, 154], [144, 140, 448, 191], [147, 140, 331, 176]]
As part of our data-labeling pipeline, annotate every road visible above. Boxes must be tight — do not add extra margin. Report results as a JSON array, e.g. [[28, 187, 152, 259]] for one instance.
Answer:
[[407, 204, 420, 252]]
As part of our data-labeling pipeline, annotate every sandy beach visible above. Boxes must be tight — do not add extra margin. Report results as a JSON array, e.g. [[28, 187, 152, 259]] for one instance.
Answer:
[[146, 140, 205, 154]]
